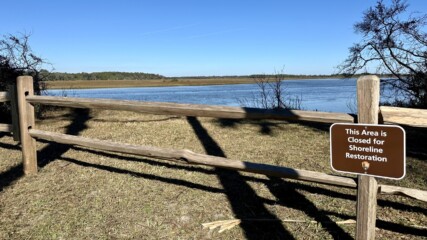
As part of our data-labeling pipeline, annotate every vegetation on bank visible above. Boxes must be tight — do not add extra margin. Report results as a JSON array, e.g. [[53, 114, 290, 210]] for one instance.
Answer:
[[45, 71, 380, 82], [44, 72, 390, 90], [44, 78, 259, 89], [44, 71, 164, 81]]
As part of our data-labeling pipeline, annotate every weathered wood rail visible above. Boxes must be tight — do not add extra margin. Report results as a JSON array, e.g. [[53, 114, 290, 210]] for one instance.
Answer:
[[0, 89, 20, 140], [29, 128, 358, 188], [14, 76, 426, 201], [2, 75, 427, 239], [0, 91, 12, 133], [0, 123, 13, 132], [380, 106, 427, 127], [0, 91, 10, 102], [26, 95, 355, 123], [28, 128, 427, 202]]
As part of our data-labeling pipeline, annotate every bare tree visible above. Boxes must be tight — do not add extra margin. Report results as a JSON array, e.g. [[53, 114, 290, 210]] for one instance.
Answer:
[[1, 33, 49, 117], [338, 0, 427, 108], [239, 70, 302, 110]]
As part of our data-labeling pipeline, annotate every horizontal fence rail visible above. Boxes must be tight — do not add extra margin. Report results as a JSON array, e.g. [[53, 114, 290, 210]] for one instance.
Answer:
[[2, 76, 427, 240], [0, 88, 19, 137], [380, 106, 427, 127], [0, 124, 13, 132], [29, 129, 358, 188], [29, 129, 427, 202], [379, 184, 427, 202], [26, 95, 355, 123], [0, 91, 10, 102]]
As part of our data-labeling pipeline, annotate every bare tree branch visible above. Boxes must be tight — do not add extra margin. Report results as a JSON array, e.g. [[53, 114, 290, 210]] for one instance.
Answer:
[[338, 0, 427, 108]]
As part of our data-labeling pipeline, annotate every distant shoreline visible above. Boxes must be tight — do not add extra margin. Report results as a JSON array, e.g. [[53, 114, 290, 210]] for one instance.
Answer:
[[45, 77, 346, 90]]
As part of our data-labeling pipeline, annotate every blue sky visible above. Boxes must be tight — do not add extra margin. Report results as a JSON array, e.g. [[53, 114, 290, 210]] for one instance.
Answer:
[[2, 0, 426, 76]]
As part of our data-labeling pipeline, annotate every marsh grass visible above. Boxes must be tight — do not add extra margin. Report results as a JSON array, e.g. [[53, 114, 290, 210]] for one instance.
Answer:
[[45, 78, 259, 90], [0, 108, 426, 239]]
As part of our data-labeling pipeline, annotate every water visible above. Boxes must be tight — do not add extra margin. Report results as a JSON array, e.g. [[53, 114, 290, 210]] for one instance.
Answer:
[[46, 78, 377, 113]]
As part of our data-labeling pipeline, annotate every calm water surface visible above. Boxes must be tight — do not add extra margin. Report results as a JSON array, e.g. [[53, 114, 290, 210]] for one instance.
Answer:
[[46, 78, 386, 113]]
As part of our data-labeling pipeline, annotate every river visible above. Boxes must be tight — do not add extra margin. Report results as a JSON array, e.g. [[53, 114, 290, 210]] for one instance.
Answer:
[[46, 78, 394, 113]]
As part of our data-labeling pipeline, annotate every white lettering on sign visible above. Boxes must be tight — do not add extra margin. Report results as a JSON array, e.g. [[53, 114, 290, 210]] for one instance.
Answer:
[[345, 152, 387, 162], [330, 123, 406, 180], [344, 127, 387, 163]]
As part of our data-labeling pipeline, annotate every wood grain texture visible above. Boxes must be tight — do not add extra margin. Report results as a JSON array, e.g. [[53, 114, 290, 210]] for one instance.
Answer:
[[0, 123, 13, 132], [356, 175, 378, 240], [9, 85, 20, 141], [379, 184, 427, 202], [357, 75, 380, 124], [380, 106, 427, 127], [28, 129, 358, 188], [0, 91, 10, 102], [356, 75, 380, 240], [17, 76, 37, 174], [27, 128, 427, 202], [26, 95, 355, 123]]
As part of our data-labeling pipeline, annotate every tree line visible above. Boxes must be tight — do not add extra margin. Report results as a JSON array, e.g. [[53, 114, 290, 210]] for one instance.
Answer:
[[45, 72, 363, 81], [44, 71, 164, 81]]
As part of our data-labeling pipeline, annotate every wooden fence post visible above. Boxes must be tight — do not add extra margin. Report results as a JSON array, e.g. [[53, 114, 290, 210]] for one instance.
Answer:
[[8, 84, 21, 141], [16, 76, 37, 174], [356, 75, 380, 240]]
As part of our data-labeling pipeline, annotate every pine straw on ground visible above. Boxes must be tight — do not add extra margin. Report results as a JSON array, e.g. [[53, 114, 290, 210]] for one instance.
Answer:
[[0, 108, 426, 239]]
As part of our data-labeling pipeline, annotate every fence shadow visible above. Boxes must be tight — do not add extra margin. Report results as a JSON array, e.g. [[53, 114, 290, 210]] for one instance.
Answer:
[[0, 163, 23, 193], [67, 144, 427, 214], [266, 177, 353, 239], [214, 118, 333, 137], [187, 116, 294, 240], [58, 156, 224, 194], [215, 118, 286, 136], [92, 116, 181, 123], [37, 108, 92, 167], [0, 133, 22, 193], [322, 210, 427, 237], [0, 108, 90, 194], [69, 146, 216, 176], [402, 125, 427, 160]]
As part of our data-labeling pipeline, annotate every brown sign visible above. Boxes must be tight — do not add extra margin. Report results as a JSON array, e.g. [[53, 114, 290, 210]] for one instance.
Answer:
[[330, 123, 406, 179]]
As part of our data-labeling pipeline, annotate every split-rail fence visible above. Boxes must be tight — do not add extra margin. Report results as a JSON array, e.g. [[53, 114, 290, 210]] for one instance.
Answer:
[[1, 75, 426, 239]]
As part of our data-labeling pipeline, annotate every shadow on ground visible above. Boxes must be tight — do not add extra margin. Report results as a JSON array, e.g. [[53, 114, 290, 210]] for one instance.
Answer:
[[186, 116, 295, 239], [215, 117, 427, 161], [0, 108, 91, 193], [0, 130, 22, 193], [37, 108, 92, 167], [1, 110, 426, 238]]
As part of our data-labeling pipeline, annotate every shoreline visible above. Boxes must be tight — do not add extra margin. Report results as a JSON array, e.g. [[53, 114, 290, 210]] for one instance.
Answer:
[[45, 77, 346, 90]]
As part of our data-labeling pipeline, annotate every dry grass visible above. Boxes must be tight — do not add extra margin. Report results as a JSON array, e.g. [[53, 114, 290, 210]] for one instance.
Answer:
[[0, 108, 426, 239], [45, 78, 258, 90]]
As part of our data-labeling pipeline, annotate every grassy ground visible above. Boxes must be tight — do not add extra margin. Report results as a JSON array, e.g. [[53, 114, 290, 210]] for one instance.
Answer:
[[45, 78, 259, 89], [0, 108, 426, 239]]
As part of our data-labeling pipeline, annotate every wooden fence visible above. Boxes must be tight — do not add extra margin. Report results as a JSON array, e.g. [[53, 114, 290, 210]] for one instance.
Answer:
[[0, 92, 12, 132], [0, 86, 19, 140], [1, 75, 427, 239]]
